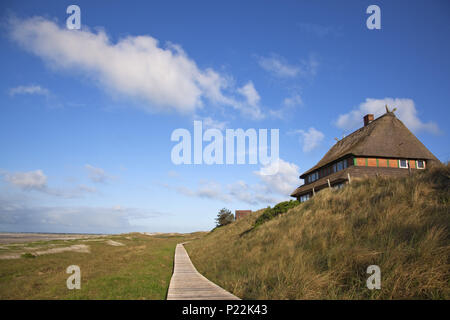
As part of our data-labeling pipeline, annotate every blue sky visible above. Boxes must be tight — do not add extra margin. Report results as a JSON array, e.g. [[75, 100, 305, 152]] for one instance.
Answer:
[[0, 0, 449, 233]]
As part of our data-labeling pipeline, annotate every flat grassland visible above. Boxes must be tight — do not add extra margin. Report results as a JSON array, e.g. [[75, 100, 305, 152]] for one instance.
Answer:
[[0, 232, 203, 299]]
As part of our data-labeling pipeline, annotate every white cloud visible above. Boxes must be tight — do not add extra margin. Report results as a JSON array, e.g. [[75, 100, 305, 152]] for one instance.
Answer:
[[258, 55, 300, 78], [0, 194, 163, 233], [196, 180, 230, 201], [336, 98, 440, 134], [77, 184, 97, 194], [253, 159, 300, 195], [226, 159, 301, 204], [9, 85, 50, 97], [168, 159, 300, 205], [268, 93, 303, 119], [174, 180, 232, 202], [2, 169, 97, 198], [298, 23, 342, 38], [283, 93, 303, 108], [85, 164, 109, 183], [227, 180, 279, 205], [238, 81, 260, 107], [194, 116, 228, 130], [257, 54, 318, 78], [291, 127, 325, 152], [236, 81, 264, 120], [304, 55, 319, 77], [8, 16, 264, 119], [4, 170, 47, 190]]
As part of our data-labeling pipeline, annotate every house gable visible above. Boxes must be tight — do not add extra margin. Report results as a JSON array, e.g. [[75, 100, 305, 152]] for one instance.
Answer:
[[291, 111, 440, 199], [300, 112, 439, 179]]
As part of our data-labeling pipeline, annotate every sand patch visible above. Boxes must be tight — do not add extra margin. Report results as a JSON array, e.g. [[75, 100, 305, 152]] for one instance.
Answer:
[[106, 240, 125, 246], [35, 244, 90, 255], [0, 244, 91, 260], [0, 233, 107, 244], [0, 253, 22, 259], [22, 244, 57, 250]]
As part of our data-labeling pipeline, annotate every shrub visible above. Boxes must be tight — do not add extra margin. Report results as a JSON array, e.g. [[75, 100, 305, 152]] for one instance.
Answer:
[[254, 200, 300, 227]]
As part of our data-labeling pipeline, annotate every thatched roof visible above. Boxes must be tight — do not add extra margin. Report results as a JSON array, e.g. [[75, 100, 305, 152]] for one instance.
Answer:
[[300, 112, 439, 178]]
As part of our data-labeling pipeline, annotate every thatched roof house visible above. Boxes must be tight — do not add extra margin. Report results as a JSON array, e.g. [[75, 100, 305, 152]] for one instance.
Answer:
[[290, 111, 440, 202]]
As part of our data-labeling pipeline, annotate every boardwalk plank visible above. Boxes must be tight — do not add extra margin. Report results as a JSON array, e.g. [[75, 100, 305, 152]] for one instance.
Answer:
[[167, 243, 240, 300]]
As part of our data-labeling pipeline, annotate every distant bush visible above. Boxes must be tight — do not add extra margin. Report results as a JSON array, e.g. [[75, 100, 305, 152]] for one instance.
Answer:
[[215, 208, 235, 227], [254, 200, 300, 227], [21, 253, 36, 259]]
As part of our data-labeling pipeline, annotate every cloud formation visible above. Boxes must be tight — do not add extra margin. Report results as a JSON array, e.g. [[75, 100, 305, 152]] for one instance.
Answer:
[[2, 169, 96, 198], [0, 194, 162, 233], [175, 180, 232, 203], [283, 93, 303, 108], [85, 164, 110, 183], [291, 127, 325, 152], [253, 159, 300, 195], [8, 16, 264, 119], [258, 55, 301, 78], [236, 81, 264, 119], [336, 98, 440, 134], [298, 23, 342, 38], [9, 85, 50, 97], [4, 170, 47, 190], [167, 159, 300, 205], [194, 116, 228, 130], [257, 54, 318, 78]]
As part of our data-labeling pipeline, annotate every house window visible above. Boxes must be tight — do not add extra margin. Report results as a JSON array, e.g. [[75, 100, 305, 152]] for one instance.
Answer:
[[306, 173, 318, 184], [299, 194, 310, 203], [416, 160, 425, 169], [309, 172, 318, 182], [334, 159, 348, 173], [399, 159, 408, 168]]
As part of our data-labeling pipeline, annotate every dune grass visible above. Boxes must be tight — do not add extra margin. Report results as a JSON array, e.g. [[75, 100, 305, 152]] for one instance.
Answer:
[[0, 232, 204, 299], [186, 164, 450, 299]]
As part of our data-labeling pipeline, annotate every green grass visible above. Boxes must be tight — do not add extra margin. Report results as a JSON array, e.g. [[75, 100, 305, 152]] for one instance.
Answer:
[[186, 163, 450, 299], [0, 232, 204, 299]]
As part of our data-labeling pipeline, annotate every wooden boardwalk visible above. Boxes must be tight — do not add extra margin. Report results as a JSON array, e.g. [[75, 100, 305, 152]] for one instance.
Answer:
[[167, 243, 240, 300]]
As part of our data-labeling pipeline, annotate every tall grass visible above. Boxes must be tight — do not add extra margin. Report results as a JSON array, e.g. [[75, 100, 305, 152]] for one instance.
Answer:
[[186, 164, 450, 299]]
